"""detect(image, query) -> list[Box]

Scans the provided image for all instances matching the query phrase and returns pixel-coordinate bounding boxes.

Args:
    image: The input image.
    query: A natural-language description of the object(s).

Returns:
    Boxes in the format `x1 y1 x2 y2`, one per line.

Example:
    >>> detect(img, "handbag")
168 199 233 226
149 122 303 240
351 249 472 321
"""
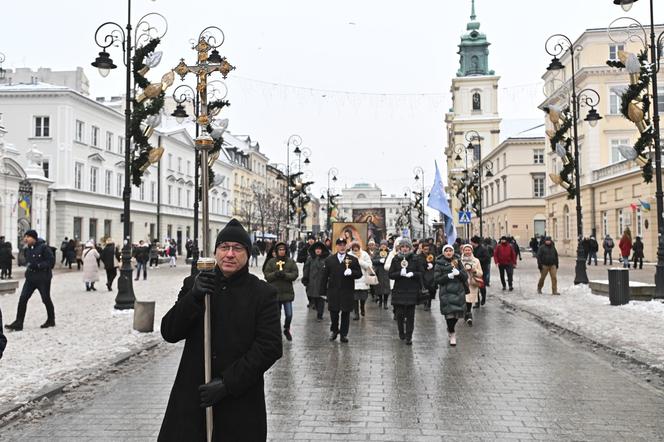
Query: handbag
474 275 485 289
364 269 379 286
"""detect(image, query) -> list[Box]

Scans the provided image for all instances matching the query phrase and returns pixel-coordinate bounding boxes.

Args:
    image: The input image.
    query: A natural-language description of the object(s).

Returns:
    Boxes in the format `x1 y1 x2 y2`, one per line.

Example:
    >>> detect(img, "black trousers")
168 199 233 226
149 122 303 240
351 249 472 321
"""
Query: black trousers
604 250 613 265
498 264 514 289
149 257 159 267
15 275 54 325
633 256 643 269
0 263 11 279
313 298 325 318
105 267 117 288
394 304 415 339
446 317 458 333
329 310 350 337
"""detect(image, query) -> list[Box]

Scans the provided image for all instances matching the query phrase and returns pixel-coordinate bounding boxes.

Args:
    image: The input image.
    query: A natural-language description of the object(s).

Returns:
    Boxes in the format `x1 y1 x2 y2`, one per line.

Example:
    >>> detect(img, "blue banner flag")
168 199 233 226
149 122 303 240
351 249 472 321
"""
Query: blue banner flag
427 161 457 244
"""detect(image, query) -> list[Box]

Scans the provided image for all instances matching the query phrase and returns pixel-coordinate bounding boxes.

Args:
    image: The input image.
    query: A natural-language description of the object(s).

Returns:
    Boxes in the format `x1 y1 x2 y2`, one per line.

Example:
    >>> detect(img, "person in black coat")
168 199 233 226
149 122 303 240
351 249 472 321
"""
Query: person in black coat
5 230 55 331
632 236 644 269
100 239 120 291
418 242 436 312
159 219 282 442
0 238 14 279
470 236 490 306
389 238 424 345
318 238 362 343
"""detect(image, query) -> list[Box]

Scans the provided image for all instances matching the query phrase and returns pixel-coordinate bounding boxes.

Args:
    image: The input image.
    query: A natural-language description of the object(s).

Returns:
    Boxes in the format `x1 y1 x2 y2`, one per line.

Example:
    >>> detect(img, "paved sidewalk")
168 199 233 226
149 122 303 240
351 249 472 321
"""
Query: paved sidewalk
2 272 664 441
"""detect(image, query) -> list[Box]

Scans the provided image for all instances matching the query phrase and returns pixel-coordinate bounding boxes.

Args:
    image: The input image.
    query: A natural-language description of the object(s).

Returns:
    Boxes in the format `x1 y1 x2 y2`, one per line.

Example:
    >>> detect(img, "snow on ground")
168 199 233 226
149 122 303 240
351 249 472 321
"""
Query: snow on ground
0 263 191 405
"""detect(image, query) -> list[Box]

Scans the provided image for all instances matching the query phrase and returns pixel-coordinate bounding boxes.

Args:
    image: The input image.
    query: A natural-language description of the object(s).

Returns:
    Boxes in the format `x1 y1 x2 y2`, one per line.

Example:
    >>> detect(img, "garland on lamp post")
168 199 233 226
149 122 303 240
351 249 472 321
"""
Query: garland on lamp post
544 106 576 199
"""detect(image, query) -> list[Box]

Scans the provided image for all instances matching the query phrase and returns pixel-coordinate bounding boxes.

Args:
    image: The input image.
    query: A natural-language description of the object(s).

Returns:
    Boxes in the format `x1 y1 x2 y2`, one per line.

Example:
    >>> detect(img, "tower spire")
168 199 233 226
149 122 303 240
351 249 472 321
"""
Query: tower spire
470 0 476 21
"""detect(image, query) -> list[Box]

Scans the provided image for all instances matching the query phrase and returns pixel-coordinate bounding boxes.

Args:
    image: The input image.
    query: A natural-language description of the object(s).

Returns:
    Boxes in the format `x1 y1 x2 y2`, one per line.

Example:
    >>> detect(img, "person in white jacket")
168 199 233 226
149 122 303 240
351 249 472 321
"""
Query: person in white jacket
349 241 373 320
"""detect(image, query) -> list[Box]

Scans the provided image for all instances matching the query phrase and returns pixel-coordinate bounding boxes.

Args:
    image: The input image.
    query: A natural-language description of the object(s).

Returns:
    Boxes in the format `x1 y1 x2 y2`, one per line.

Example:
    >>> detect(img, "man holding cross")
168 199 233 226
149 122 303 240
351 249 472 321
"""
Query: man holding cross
319 238 362 343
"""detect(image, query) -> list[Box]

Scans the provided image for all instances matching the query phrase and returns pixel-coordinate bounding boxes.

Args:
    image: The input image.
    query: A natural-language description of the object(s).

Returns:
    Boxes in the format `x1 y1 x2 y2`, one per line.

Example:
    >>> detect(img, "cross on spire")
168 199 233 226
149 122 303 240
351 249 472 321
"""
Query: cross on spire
470 0 476 21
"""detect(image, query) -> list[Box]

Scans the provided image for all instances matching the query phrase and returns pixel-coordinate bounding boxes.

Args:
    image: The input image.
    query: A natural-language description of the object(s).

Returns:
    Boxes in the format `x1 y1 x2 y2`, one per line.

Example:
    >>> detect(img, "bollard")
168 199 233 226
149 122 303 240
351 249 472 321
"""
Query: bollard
133 300 156 332
608 268 630 306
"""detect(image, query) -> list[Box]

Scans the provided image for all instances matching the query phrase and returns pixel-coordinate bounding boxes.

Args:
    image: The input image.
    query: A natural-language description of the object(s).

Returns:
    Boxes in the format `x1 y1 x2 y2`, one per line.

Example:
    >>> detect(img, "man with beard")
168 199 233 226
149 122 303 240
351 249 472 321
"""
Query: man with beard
159 219 282 441
319 238 362 343
263 242 299 341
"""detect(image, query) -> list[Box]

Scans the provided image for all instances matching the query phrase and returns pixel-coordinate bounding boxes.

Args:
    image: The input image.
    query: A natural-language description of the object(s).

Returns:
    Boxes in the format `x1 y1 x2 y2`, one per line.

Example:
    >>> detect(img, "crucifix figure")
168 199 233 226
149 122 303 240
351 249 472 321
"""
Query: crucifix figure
276 260 285 271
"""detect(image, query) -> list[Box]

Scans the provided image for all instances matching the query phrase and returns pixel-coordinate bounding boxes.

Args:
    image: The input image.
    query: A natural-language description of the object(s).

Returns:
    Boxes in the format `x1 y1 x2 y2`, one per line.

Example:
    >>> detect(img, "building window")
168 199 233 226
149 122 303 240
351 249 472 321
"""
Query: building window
617 209 624 236
168 153 173 170
610 138 630 164
76 120 85 142
139 182 145 201
187 160 191 176
533 149 544 164
496 181 501 203
104 219 112 238
150 181 156 203
502 177 507 200
73 217 82 240
472 92 481 111
602 211 608 238
106 131 113 151
42 160 49 178
117 174 123 196
104 170 112 195
636 207 643 237
118 136 125 154
564 205 570 239
609 88 625 115
496 157 500 171
186 189 191 208
177 188 182 207
91 126 100 147
90 166 99 192
533 176 545 198
609 44 624 60
89 218 98 241
74 162 83 190
177 157 182 173
34 116 50 137
167 185 172 205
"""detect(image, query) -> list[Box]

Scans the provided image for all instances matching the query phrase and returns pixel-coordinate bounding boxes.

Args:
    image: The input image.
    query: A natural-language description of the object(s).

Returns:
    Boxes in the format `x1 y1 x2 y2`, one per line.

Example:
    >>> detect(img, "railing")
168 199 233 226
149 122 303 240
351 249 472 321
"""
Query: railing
592 160 638 182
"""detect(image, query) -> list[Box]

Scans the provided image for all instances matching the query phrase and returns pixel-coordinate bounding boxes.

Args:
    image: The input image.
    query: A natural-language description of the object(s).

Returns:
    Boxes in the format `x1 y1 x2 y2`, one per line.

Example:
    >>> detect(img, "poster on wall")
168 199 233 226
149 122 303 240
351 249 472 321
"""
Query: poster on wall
352 208 386 243
332 222 368 250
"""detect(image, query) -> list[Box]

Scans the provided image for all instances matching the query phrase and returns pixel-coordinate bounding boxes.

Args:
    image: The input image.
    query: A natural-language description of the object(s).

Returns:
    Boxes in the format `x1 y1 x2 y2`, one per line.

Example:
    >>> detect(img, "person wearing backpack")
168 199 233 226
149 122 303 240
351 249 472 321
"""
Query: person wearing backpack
603 235 615 265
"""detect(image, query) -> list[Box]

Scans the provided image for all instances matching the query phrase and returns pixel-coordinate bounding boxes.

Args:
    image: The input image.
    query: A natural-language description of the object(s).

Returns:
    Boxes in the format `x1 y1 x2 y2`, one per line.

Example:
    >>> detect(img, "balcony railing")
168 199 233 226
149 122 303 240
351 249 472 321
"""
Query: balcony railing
592 160 638 182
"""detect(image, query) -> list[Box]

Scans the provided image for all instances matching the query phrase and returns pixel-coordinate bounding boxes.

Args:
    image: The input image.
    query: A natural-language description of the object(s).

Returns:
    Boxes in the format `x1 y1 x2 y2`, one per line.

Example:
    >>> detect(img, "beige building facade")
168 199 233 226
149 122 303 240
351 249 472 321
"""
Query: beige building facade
541 26 664 261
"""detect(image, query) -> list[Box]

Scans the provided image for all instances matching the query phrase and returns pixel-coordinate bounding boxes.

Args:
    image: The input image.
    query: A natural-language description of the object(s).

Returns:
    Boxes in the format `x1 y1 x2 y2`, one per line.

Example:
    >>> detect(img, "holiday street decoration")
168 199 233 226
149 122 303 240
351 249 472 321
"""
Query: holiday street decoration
606 49 654 182
543 105 576 199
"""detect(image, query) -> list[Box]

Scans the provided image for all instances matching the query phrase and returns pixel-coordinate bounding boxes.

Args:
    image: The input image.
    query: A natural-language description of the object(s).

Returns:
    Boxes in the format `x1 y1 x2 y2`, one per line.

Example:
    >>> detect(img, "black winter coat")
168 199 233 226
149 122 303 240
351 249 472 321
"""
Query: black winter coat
302 243 330 299
159 266 283 442
24 239 54 280
319 253 362 312
100 244 119 269
419 253 436 291
434 255 468 316
0 243 13 267
537 244 559 267
389 252 424 306
632 240 644 258
371 249 391 296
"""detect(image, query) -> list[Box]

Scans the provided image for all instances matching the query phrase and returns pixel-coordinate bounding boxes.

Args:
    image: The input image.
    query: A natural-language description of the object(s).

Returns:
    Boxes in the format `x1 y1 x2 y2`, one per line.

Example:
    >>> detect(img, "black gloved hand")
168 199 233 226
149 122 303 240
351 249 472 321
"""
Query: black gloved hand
199 378 228 408
191 271 216 301
275 270 285 279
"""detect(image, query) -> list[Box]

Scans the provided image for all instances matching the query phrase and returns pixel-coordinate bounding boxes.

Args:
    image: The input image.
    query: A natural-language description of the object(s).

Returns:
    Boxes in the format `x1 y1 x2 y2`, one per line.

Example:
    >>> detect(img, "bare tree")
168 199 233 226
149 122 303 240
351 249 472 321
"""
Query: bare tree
252 184 272 241
236 197 257 235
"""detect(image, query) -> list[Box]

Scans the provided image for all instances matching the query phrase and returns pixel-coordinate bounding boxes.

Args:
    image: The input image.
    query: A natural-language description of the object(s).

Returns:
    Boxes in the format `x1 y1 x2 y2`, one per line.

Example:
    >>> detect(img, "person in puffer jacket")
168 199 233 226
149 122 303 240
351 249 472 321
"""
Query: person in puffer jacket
434 244 468 347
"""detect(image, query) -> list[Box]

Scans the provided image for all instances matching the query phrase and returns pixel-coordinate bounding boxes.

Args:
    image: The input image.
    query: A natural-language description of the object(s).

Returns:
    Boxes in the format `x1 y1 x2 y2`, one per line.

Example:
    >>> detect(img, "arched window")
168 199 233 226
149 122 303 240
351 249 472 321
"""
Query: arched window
472 92 481 111
471 55 480 72
357 193 366 199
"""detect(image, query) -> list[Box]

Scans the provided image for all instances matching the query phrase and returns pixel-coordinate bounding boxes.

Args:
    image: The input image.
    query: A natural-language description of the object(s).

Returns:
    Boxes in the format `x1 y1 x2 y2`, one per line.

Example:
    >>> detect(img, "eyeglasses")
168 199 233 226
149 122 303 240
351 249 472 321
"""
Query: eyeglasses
217 244 246 253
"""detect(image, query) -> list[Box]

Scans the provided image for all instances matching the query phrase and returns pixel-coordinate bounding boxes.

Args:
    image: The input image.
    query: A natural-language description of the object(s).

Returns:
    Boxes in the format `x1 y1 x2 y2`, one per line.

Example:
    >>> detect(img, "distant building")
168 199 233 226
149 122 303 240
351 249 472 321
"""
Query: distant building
0 67 89 96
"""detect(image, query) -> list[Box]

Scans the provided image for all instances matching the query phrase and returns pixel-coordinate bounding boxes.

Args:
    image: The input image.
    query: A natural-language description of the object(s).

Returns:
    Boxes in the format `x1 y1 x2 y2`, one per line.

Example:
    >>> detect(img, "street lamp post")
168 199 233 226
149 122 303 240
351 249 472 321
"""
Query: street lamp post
325 167 338 235
465 130 494 238
413 166 425 239
544 33 604 285
453 144 472 240
293 147 311 236
91 2 168 309
285 135 302 241
609 0 664 297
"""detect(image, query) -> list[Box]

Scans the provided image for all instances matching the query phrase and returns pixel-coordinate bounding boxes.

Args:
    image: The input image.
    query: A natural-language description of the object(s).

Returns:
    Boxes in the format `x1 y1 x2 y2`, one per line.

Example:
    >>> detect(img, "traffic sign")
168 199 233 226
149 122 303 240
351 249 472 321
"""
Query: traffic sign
458 211 472 224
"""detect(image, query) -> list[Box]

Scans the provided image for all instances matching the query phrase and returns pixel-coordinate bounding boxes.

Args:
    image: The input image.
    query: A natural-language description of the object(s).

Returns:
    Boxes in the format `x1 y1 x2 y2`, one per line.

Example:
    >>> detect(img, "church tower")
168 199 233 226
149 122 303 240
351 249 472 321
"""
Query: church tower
444 0 501 236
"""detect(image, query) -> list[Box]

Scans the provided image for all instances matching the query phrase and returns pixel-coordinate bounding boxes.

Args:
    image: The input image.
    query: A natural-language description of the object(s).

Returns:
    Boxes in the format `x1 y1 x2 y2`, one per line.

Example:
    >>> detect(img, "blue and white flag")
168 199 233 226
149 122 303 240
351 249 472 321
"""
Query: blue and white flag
427 161 457 245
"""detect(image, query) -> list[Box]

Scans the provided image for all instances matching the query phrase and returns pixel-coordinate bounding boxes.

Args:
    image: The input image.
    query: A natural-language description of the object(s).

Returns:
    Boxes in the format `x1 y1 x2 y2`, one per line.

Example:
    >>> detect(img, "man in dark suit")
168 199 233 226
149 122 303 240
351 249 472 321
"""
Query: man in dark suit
319 238 362 343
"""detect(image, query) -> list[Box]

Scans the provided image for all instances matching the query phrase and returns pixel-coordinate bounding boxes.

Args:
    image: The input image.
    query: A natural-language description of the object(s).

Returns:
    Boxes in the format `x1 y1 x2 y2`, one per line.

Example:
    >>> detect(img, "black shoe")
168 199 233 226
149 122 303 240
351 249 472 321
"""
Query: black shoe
86 287 91 292
502 286 506 291
107 283 112 291
360 308 365 317
509 287 514 291
283 329 292 341
473 303 480 309
466 318 473 327
329 332 338 341
384 304 389 310
340 336 349 343
399 332 406 340
353 313 360 321
405 339 413 345
5 322 23 331
40 319 55 329
91 285 97 291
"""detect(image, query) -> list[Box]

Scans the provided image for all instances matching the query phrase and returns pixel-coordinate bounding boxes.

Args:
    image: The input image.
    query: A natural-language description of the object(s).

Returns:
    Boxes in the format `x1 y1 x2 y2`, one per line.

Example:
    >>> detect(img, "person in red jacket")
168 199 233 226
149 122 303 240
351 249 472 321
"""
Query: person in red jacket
618 228 632 269
493 236 517 291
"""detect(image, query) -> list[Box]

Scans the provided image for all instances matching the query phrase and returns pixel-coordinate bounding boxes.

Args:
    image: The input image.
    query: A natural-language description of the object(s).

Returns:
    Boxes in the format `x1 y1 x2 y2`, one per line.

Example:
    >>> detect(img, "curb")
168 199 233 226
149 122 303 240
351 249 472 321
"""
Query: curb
0 339 162 425
496 295 664 378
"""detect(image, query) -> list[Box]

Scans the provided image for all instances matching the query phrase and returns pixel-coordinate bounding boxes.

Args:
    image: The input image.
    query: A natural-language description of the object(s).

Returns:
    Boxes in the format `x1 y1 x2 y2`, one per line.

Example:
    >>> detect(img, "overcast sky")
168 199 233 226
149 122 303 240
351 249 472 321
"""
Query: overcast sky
0 0 656 200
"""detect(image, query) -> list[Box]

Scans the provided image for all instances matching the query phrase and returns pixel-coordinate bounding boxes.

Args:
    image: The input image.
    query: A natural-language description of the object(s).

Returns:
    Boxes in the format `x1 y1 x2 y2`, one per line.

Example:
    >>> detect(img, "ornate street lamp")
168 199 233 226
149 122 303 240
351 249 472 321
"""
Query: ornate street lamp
91 2 169 310
324 167 339 236
413 166 425 238
543 33 604 285
285 134 302 241
608 2 664 297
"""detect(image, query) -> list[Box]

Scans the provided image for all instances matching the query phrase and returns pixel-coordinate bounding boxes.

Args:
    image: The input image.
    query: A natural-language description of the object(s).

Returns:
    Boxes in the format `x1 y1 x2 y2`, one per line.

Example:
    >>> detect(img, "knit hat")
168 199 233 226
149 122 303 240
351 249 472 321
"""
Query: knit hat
380 240 388 246
397 238 413 249
442 244 455 252
350 241 362 250
24 229 38 240
461 244 473 252
215 219 252 251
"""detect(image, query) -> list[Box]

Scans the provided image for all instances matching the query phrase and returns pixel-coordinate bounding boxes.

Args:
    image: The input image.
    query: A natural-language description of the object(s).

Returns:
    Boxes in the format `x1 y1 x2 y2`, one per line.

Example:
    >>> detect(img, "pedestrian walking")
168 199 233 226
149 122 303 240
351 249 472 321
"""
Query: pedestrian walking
483 237 494 286
100 238 120 291
603 235 615 265
366 240 378 303
59 237 69 266
529 237 539 257
133 240 149 280
494 236 516 291
168 240 177 267
65 239 76 269
587 236 599 266
5 230 55 331
302 241 329 321
319 238 362 343
619 229 632 269
349 241 372 320
149 240 160 268
434 244 468 346
263 242 299 341
509 236 522 262
289 240 297 259
371 240 391 309
470 236 490 306
536 236 559 295
75 241 83 270
389 238 424 345
419 242 436 311
159 219 282 441
632 236 644 269
0 238 14 279
82 240 100 291
250 244 260 267
297 236 314 264
460 244 482 326
581 237 591 262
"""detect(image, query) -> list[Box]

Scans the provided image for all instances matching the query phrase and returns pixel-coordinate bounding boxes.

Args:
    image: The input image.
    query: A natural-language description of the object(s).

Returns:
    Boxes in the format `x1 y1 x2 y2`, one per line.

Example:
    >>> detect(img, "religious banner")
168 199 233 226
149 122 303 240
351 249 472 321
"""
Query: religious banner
352 208 386 243
332 222 368 251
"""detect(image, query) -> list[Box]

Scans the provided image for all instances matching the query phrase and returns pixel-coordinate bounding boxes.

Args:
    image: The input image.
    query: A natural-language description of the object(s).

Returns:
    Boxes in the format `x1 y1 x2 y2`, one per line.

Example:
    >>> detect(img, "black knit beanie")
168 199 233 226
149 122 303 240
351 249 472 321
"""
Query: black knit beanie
24 229 38 240
215 219 252 251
